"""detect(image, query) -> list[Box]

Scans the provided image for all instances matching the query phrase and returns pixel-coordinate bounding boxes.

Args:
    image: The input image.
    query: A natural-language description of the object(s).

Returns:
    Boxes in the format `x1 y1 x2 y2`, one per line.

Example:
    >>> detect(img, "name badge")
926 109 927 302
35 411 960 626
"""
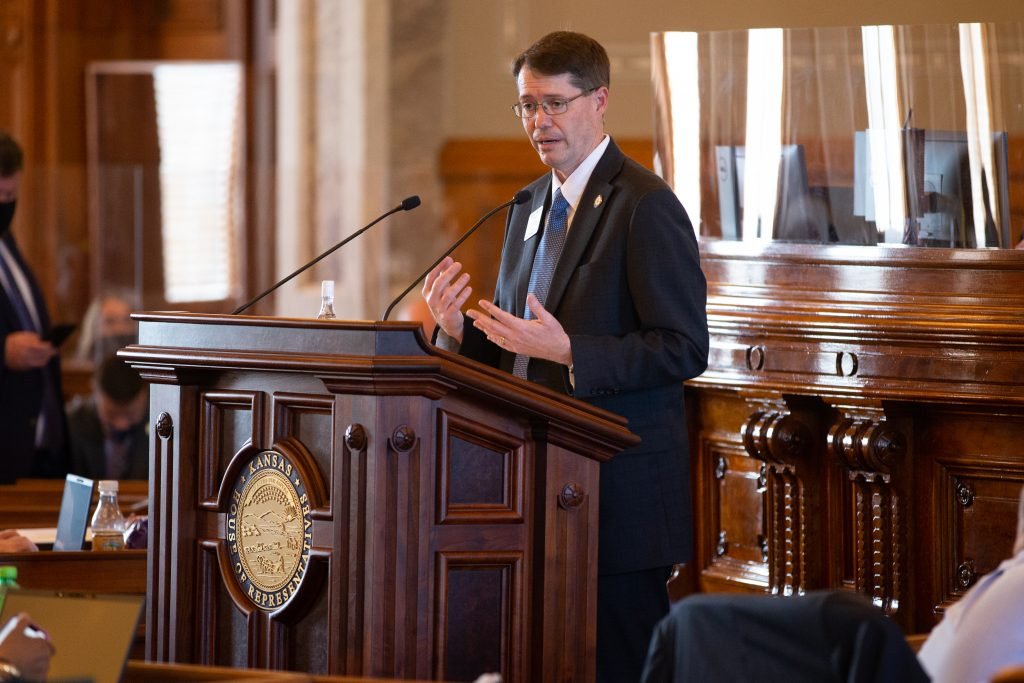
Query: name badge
524 205 544 241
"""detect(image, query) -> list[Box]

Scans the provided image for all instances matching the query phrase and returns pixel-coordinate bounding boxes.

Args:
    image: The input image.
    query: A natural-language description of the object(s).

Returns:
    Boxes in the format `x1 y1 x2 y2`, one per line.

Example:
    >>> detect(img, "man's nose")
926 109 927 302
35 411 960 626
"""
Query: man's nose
533 108 553 127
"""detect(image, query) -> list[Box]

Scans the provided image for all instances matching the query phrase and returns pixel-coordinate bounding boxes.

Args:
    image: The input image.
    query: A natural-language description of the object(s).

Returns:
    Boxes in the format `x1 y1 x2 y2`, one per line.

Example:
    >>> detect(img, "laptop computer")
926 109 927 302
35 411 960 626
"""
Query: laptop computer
0 589 143 683
53 474 95 551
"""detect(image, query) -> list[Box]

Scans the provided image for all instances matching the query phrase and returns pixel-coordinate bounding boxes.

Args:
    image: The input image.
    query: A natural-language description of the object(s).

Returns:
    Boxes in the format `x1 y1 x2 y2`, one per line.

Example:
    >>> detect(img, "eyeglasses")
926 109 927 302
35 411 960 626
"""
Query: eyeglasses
511 88 596 118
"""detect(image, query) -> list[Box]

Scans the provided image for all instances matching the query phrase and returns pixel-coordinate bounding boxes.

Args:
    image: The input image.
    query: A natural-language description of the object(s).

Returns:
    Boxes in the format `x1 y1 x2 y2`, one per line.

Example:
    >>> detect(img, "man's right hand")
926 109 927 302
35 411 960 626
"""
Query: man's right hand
4 331 55 371
422 256 473 344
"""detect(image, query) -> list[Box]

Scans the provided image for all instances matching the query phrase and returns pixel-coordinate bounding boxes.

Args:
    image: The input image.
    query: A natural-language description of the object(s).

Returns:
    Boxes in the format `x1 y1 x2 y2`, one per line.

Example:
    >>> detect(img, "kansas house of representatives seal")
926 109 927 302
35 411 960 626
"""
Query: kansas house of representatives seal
226 450 312 610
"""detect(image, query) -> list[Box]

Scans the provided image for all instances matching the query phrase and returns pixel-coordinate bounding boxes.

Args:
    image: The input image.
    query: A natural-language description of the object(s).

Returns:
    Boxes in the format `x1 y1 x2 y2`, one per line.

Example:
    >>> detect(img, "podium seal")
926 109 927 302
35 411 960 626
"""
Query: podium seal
226 450 312 611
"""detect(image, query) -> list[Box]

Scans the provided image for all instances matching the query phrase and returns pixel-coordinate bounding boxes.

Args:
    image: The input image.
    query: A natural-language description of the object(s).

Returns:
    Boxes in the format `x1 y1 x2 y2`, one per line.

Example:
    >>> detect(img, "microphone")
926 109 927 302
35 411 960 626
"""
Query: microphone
233 196 421 315
381 190 532 321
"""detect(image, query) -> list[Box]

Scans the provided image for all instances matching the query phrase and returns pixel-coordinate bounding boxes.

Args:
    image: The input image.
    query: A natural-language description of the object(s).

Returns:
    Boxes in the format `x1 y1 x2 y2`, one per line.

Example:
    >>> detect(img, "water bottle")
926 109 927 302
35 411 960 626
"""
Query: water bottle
317 280 337 320
90 480 126 551
0 566 18 613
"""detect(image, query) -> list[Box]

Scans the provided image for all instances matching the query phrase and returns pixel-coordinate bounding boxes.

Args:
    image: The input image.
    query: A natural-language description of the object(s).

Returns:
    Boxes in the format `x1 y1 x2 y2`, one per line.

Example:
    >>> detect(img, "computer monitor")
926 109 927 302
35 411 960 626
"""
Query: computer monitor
716 143 825 241
854 129 1011 248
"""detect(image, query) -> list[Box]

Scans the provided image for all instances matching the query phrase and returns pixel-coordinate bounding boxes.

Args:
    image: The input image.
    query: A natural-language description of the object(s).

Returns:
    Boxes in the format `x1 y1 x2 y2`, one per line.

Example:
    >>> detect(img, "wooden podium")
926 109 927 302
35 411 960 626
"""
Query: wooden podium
121 313 638 683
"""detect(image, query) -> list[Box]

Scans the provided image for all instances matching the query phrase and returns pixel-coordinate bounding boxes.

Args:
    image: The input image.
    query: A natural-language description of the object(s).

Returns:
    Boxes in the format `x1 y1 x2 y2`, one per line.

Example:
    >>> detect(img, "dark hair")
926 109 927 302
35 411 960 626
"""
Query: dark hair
512 31 610 91
97 354 145 403
0 131 24 178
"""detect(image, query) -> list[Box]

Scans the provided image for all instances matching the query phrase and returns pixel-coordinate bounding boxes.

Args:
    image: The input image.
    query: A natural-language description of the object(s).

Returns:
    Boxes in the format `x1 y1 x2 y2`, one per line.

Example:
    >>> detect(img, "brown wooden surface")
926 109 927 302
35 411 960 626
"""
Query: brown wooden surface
0 549 146 594
124 314 638 682
687 240 1024 633
0 479 148 530
124 659 445 683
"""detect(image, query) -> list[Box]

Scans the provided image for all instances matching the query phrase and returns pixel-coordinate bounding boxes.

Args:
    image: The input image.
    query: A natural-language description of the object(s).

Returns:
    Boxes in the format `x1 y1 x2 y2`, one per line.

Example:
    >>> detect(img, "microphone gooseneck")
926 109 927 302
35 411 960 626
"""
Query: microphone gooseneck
232 196 421 315
381 190 533 321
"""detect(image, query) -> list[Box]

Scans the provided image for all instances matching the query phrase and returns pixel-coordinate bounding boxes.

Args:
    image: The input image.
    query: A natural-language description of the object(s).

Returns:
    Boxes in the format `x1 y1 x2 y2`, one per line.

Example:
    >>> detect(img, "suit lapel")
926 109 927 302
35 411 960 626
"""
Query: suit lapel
544 140 624 316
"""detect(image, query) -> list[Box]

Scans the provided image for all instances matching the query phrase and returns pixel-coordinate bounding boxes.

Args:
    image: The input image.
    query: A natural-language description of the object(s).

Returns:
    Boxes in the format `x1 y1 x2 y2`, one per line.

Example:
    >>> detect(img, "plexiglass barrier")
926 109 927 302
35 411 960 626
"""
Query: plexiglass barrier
652 23 1024 248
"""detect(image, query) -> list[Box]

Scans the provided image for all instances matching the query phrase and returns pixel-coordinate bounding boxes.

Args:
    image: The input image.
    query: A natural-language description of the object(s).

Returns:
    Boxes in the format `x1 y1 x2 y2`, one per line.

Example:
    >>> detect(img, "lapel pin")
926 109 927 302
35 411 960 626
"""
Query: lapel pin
593 195 603 208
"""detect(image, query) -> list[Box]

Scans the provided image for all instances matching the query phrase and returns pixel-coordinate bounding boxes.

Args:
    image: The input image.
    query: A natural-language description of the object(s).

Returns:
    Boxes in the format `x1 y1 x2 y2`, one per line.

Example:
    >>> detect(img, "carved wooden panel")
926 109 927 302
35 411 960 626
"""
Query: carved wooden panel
198 390 261 505
438 410 525 524
934 465 1023 607
435 552 523 683
699 438 768 591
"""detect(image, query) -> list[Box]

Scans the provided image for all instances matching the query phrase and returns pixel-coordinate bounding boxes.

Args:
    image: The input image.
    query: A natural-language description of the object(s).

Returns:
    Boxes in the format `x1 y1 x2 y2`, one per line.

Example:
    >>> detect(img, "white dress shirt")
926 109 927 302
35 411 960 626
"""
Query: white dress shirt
918 548 1024 682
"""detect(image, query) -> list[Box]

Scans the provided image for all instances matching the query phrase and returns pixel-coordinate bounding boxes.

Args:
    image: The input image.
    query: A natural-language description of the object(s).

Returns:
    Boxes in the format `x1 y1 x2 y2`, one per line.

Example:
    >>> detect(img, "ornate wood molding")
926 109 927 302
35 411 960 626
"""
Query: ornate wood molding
741 404 814 595
827 409 906 615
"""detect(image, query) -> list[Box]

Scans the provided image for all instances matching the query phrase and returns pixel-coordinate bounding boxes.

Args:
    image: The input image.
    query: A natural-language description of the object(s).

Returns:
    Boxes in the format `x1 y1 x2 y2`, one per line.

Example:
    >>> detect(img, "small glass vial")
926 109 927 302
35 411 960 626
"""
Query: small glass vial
317 280 337 320
90 480 126 551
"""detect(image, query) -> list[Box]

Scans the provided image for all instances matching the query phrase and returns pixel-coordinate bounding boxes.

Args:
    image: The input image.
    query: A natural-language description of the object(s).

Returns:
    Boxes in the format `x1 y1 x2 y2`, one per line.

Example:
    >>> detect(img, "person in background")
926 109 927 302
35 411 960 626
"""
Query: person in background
73 290 137 363
0 530 37 553
66 354 148 480
639 485 1024 682
423 31 708 682
916 485 1024 682
0 130 68 484
0 613 53 682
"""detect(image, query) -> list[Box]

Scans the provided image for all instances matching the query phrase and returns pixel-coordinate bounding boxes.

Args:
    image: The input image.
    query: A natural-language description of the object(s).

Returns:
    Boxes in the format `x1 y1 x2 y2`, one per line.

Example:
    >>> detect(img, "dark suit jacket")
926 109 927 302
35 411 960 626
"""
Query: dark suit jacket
66 396 149 481
0 233 68 483
640 591 929 683
459 139 709 574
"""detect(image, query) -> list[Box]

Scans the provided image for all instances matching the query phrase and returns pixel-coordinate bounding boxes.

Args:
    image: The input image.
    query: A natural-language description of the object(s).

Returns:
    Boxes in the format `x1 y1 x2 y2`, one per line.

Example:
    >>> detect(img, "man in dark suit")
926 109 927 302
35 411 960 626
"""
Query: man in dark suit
0 130 67 483
422 31 708 682
67 353 148 481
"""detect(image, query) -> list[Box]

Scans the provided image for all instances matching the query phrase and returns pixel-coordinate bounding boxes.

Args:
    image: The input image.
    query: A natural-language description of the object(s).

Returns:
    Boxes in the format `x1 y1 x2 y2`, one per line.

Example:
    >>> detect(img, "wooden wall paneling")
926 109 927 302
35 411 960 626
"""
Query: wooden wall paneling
914 405 1024 629
4 0 262 377
691 389 770 594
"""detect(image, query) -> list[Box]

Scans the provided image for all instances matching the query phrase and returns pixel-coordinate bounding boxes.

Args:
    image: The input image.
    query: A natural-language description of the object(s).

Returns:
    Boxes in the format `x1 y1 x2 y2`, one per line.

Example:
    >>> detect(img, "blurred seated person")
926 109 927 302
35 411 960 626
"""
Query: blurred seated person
73 290 137 364
0 613 53 682
640 590 926 683
641 486 1024 683
0 530 36 553
916 486 1024 683
66 354 148 480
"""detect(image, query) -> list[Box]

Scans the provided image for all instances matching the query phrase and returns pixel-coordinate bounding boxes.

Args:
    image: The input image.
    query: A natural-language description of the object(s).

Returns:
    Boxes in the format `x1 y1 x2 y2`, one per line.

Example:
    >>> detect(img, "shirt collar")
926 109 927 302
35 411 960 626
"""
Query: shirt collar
550 135 610 215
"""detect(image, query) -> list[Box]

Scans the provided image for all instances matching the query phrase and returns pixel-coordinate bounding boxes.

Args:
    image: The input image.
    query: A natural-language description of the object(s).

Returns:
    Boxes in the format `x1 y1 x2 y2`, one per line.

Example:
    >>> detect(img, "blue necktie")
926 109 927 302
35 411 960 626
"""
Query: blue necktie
513 189 569 379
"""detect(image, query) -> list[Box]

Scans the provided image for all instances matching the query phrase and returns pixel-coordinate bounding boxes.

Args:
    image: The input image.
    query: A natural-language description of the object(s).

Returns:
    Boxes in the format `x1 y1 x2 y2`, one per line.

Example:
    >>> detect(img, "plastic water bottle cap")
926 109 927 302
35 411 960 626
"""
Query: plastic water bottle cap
321 280 335 298
0 566 17 581
98 480 119 493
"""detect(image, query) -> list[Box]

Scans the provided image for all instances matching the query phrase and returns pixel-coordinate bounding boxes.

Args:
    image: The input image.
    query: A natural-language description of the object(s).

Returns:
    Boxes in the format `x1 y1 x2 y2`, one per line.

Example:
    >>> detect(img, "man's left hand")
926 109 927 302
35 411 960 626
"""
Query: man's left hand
466 294 572 367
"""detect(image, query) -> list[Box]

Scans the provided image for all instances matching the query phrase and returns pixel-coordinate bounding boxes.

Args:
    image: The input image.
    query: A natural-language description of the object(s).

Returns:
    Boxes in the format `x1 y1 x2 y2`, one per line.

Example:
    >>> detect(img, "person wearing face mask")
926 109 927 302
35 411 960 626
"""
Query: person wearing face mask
66 353 149 480
0 130 68 484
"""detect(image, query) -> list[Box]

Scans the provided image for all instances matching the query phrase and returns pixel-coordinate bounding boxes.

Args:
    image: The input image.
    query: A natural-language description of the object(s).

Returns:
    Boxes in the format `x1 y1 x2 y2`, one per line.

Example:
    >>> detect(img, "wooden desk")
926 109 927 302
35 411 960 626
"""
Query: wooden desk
0 550 146 594
123 661 447 682
0 479 147 530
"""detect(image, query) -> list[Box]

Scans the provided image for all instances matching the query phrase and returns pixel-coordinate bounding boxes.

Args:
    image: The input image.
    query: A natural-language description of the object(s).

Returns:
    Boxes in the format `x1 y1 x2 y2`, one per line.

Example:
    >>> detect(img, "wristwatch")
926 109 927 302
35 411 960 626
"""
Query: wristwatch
0 659 21 681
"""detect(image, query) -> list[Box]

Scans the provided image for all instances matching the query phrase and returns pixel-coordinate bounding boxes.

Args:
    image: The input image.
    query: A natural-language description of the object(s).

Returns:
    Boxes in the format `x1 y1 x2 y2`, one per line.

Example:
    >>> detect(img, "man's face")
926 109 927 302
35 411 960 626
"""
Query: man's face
99 297 136 338
516 68 608 182
96 389 147 437
0 172 20 203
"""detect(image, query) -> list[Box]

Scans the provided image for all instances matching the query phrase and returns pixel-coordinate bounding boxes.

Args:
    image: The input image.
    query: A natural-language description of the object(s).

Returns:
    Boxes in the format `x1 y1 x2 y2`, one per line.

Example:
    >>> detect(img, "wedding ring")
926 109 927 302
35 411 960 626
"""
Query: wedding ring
499 336 506 346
